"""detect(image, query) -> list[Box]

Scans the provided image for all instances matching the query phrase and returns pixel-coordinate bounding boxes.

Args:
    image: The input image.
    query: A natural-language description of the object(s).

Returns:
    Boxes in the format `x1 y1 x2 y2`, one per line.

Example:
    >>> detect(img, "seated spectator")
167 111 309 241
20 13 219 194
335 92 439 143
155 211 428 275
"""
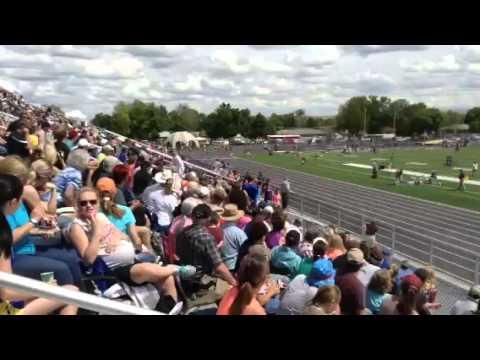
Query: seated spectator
285 218 303 243
335 248 367 315
95 178 145 253
207 188 227 215
53 127 70 170
333 236 361 270
326 233 346 261
266 210 286 249
0 174 82 287
217 253 272 315
6 119 30 159
96 144 115 163
235 220 270 272
380 274 423 315
278 252 335 315
228 180 249 212
54 149 90 207
31 159 57 215
0 155 45 212
303 285 342 315
298 230 318 259
133 156 152 197
270 230 302 279
176 204 237 287
298 237 327 276
450 285 480 315
366 269 393 314
414 267 442 314
357 242 381 287
112 164 135 206
393 260 414 295
91 155 121 187
220 204 248 272
166 197 202 263
68 187 193 306
207 211 223 247
0 214 78 315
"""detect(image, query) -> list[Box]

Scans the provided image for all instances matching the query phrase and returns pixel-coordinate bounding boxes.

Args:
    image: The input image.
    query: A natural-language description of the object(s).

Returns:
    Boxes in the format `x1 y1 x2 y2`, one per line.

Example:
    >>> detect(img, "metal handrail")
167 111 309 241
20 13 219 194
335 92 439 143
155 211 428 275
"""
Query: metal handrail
0 271 164 315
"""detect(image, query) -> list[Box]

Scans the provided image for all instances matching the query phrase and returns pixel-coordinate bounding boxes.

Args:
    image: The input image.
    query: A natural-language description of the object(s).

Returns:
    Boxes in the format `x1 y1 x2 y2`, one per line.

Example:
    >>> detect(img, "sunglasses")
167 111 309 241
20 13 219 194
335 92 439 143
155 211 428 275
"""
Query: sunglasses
79 199 98 207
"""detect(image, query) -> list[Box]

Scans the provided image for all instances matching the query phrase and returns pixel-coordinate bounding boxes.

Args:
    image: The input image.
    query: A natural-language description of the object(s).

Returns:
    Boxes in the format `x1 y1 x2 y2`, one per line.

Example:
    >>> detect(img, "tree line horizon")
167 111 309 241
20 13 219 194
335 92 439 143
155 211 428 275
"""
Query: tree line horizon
91 96 480 140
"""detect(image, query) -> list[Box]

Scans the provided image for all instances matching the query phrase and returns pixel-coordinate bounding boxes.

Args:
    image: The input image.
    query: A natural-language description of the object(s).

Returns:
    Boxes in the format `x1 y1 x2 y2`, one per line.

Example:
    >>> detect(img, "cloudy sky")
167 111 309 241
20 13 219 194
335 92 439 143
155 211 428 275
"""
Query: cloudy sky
1 45 479 120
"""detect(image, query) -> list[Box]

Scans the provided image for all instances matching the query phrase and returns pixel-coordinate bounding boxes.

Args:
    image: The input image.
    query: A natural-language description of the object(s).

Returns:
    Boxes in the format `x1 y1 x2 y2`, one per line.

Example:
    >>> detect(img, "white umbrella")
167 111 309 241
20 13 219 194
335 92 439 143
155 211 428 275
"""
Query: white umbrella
167 131 199 148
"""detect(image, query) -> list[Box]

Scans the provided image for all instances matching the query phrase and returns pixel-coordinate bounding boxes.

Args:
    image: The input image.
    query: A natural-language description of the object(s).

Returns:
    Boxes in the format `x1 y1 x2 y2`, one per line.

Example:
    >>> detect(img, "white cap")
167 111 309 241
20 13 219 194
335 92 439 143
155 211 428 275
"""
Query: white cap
78 138 90 148
264 205 274 214
198 186 210 198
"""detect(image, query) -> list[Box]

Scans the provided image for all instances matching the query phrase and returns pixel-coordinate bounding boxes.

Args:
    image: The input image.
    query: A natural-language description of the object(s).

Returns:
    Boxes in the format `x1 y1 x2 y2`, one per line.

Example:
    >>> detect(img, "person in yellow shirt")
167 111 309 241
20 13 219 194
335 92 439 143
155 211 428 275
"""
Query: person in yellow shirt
27 123 39 151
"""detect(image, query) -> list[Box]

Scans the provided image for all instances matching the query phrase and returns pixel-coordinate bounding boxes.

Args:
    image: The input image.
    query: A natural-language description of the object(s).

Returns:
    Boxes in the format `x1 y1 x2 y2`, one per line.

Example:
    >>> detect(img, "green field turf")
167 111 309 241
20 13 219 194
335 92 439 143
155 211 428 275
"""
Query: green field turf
241 145 480 212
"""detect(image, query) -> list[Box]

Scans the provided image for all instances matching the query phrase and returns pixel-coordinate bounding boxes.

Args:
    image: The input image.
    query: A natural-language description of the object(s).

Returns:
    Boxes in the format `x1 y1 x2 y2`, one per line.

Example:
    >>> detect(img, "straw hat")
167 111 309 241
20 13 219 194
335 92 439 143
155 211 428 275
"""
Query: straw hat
221 203 244 222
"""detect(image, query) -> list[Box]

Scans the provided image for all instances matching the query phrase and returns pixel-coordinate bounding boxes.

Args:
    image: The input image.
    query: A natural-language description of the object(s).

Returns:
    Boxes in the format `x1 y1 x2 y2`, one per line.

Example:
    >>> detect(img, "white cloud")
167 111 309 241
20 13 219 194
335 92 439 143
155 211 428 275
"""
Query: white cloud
400 55 462 73
65 110 87 120
0 45 477 117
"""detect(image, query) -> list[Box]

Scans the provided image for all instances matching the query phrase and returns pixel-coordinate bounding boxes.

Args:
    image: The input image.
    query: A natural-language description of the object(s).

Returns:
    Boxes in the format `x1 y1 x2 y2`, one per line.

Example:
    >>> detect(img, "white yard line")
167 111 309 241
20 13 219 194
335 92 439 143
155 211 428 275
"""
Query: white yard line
343 163 480 186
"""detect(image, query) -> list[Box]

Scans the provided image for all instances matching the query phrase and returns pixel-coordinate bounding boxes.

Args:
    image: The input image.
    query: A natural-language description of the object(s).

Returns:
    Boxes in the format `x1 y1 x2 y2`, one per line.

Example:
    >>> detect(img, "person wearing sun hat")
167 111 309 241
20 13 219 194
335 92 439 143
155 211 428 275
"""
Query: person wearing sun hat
220 204 248 271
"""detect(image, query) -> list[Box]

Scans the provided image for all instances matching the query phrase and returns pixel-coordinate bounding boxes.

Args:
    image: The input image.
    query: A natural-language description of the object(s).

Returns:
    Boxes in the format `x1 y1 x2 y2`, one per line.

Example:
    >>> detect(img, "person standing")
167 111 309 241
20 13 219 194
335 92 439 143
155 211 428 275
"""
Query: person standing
458 169 466 191
372 162 378 179
173 152 185 177
280 177 290 210
472 162 478 178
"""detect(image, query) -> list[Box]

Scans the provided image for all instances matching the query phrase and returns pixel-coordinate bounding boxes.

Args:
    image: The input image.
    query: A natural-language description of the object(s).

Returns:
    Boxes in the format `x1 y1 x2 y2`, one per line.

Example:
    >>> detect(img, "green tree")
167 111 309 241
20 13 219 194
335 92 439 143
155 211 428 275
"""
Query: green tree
172 104 201 131
306 117 319 128
470 120 480 132
92 113 113 129
440 110 464 128
465 107 480 127
248 113 271 138
336 96 369 134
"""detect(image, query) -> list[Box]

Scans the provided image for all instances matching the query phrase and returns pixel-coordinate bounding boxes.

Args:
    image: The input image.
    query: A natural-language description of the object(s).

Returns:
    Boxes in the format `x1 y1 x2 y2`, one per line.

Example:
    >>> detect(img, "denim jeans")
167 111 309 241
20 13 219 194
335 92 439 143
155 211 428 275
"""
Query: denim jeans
12 247 83 287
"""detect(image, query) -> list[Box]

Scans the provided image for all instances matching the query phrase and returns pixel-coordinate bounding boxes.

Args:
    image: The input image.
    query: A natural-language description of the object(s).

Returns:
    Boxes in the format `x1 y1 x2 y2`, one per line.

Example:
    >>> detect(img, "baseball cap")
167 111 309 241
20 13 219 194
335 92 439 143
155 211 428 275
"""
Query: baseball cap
401 274 423 294
467 285 480 301
264 205 274 214
306 258 336 288
347 248 364 265
96 177 117 196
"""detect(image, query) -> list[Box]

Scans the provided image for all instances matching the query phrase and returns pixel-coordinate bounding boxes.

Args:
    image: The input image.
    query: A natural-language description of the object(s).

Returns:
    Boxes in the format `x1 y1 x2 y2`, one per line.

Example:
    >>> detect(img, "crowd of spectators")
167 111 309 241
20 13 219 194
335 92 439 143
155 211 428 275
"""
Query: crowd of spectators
0 88 479 316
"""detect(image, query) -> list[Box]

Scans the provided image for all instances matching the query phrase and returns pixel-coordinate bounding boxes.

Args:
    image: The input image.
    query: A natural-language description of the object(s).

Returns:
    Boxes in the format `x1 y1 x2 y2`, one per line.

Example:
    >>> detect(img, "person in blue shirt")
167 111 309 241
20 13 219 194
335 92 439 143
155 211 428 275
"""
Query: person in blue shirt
0 174 81 287
242 176 259 204
220 204 248 271
366 269 393 314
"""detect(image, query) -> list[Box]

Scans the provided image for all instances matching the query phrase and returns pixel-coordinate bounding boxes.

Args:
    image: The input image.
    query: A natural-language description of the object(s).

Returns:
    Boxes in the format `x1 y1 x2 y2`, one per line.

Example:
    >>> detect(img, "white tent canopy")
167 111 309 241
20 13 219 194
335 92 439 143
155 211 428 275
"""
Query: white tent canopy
158 131 171 138
167 131 199 148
